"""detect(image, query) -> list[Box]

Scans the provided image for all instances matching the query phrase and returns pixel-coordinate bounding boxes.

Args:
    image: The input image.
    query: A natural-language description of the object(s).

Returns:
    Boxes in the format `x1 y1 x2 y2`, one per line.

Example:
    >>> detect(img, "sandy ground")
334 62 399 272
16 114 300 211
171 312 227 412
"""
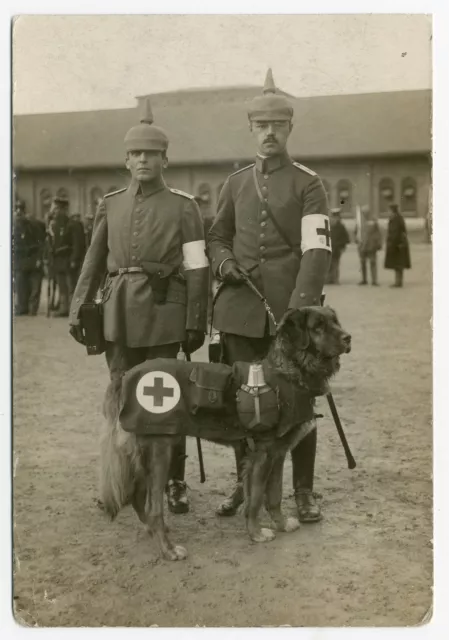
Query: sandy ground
12 244 432 627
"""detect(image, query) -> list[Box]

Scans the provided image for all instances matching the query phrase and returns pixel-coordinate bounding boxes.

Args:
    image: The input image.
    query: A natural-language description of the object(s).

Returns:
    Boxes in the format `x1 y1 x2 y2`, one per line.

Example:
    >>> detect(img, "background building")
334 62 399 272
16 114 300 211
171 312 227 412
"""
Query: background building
13 86 431 223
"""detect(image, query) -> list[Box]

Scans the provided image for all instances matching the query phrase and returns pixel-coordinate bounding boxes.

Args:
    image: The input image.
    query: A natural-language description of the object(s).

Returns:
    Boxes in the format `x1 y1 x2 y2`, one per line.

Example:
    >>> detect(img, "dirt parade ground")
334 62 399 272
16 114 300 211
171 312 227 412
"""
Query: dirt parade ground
12 243 432 628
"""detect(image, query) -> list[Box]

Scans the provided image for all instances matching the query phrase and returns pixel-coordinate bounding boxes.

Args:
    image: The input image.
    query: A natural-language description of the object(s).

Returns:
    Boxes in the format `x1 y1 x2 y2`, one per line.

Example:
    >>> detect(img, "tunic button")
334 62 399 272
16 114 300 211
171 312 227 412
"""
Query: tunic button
260 258 266 264
261 210 267 218
300 293 306 299
264 175 269 180
260 233 265 238
132 255 136 260
260 221 267 227
132 243 138 249
133 231 138 236
260 245 266 251
262 185 268 192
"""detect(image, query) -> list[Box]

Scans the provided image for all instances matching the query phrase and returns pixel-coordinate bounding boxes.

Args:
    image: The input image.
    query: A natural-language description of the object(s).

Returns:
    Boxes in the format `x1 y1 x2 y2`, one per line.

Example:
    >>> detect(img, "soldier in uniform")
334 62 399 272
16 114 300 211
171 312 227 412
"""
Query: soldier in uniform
84 212 95 249
48 196 81 317
207 69 332 523
26 208 46 315
326 208 350 285
13 201 41 315
69 100 209 513
67 211 87 303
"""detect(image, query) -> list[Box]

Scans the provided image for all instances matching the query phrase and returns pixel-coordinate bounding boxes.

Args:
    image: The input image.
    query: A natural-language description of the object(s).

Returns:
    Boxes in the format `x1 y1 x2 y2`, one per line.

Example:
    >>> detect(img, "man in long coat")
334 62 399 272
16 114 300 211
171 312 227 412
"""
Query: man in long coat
384 203 411 287
326 207 350 284
207 69 332 522
69 100 209 513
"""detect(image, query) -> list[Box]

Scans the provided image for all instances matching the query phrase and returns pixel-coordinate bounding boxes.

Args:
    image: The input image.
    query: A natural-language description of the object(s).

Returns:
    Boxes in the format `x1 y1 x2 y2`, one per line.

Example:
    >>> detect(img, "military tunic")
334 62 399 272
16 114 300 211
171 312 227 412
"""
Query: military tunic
207 153 331 338
70 180 209 348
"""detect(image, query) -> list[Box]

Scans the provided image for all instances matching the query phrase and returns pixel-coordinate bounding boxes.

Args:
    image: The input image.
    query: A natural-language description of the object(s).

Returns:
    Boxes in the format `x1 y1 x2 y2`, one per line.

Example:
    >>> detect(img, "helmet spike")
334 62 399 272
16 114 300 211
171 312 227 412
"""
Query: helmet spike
140 98 154 125
263 68 277 95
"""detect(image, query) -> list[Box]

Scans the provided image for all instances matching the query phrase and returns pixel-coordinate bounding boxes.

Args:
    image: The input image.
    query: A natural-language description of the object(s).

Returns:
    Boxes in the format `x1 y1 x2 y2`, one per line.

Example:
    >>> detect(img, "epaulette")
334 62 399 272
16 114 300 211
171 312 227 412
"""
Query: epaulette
292 162 317 177
169 188 195 200
104 187 127 199
229 163 255 178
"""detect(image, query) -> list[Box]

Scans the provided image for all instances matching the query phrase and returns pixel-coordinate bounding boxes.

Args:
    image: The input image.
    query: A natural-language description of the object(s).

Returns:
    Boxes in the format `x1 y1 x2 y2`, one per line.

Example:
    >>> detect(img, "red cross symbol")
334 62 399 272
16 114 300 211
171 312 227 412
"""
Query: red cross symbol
317 219 331 247
143 377 175 407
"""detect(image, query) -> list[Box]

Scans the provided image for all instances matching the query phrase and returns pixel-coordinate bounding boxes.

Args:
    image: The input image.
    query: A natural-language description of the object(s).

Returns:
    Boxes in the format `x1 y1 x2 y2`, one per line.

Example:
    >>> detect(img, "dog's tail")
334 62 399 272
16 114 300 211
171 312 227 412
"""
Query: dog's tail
99 377 138 520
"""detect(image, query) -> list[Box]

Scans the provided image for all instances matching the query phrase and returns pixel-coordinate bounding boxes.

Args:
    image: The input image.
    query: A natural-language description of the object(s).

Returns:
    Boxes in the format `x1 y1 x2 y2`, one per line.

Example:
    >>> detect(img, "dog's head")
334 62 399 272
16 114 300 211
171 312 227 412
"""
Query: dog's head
272 306 351 388
278 306 351 357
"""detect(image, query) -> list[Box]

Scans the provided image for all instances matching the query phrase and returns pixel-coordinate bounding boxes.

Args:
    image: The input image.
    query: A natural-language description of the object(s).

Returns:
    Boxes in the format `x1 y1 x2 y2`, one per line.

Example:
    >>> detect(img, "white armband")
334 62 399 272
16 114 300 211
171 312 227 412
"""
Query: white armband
301 214 332 253
182 240 209 271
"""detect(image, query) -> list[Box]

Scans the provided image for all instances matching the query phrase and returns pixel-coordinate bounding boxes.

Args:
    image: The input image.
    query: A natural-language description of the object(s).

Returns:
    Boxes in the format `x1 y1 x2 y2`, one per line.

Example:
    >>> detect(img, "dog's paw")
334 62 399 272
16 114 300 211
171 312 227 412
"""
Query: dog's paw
249 527 276 543
163 545 188 561
283 516 300 533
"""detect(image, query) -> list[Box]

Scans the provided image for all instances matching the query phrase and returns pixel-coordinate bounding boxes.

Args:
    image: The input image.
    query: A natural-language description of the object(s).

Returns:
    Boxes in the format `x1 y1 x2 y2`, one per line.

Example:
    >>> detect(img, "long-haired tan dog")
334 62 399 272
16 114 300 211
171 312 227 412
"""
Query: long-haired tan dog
100 307 351 560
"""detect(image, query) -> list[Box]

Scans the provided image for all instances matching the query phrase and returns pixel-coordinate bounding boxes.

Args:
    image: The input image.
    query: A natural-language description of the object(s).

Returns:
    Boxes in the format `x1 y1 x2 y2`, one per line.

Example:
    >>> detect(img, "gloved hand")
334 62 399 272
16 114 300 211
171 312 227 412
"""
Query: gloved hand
220 259 249 284
69 324 85 345
183 330 205 355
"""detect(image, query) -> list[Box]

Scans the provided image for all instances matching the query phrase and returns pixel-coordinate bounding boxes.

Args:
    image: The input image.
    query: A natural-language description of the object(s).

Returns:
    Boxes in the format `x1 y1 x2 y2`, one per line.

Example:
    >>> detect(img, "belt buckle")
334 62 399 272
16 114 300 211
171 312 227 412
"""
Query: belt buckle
118 267 127 275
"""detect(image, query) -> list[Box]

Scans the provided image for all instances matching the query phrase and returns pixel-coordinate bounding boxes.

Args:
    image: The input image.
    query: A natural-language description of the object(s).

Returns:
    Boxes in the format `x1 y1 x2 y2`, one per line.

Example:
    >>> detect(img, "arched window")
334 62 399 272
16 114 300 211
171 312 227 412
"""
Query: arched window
378 178 395 215
90 187 104 212
336 180 352 215
401 177 418 213
321 179 331 207
40 188 52 219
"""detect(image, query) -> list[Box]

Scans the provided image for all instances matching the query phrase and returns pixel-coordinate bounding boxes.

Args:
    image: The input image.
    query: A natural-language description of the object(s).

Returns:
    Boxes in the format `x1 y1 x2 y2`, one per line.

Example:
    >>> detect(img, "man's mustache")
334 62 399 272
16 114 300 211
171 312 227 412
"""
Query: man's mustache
264 137 278 143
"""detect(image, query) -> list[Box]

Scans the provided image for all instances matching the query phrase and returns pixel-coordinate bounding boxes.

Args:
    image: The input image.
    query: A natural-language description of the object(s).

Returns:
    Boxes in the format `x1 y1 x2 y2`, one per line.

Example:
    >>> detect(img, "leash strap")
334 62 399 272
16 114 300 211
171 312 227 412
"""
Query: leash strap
241 274 278 329
252 166 302 260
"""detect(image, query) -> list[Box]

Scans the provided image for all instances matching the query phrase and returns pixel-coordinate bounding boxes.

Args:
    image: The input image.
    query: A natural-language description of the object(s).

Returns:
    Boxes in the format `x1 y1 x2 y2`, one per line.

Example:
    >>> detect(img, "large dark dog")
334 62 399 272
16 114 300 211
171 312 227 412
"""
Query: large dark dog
100 306 351 560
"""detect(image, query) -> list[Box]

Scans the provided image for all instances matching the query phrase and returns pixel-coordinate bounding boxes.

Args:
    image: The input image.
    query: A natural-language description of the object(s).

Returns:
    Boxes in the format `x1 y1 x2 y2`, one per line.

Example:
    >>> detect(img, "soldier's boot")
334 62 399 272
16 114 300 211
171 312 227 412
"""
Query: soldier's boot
53 290 69 317
216 442 245 517
358 258 368 285
370 257 379 286
166 437 189 514
292 429 322 523
391 269 403 288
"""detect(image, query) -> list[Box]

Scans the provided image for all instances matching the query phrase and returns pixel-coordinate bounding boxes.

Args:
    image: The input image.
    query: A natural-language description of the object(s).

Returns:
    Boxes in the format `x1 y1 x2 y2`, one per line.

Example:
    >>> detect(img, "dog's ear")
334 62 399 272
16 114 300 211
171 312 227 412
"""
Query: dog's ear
278 308 310 350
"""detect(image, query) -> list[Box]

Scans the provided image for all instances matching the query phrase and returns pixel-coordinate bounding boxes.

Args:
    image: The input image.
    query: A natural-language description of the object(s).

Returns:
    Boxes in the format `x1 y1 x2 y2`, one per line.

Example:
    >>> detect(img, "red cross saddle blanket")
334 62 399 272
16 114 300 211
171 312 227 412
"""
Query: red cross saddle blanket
118 358 316 443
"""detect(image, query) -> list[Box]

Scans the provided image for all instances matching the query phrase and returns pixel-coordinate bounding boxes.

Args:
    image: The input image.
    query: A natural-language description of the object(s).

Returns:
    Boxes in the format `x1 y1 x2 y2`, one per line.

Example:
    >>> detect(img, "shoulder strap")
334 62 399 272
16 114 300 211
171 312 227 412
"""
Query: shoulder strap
252 166 302 259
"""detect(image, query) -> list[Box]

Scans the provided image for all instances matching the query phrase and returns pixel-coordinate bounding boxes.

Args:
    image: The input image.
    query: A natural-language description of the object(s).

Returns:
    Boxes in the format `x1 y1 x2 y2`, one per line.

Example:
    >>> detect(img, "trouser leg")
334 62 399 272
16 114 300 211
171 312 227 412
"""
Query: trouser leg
15 270 30 315
55 271 69 315
395 269 403 287
359 254 367 283
291 427 321 522
28 270 43 315
370 253 378 285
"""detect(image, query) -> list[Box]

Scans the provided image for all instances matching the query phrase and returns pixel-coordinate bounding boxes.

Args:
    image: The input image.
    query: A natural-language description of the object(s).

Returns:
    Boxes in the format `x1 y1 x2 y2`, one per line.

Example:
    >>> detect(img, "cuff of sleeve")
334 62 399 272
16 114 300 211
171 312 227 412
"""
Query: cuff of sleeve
218 258 234 278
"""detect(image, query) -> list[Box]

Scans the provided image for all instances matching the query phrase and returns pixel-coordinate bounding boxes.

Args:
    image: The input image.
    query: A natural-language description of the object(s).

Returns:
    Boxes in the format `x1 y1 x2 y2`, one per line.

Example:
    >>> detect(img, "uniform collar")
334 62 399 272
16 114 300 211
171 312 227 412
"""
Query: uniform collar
255 152 291 175
130 177 167 198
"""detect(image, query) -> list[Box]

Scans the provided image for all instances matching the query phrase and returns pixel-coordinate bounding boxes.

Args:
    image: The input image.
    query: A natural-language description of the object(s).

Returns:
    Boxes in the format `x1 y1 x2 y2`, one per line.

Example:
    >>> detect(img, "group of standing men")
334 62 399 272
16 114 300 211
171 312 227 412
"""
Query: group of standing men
13 198 95 317
69 69 332 522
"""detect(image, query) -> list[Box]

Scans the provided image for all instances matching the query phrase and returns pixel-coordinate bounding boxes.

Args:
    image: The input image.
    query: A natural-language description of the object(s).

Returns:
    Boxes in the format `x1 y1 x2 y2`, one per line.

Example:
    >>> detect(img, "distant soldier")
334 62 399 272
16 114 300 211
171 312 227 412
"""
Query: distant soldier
355 204 382 286
68 212 87 304
326 208 350 285
13 201 40 315
69 99 209 514
84 212 95 249
26 208 46 315
384 204 411 288
48 196 72 317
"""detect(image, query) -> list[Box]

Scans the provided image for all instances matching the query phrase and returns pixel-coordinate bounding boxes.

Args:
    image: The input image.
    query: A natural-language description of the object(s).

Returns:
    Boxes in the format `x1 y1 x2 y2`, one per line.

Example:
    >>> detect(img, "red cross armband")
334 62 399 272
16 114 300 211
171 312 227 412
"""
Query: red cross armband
301 214 332 254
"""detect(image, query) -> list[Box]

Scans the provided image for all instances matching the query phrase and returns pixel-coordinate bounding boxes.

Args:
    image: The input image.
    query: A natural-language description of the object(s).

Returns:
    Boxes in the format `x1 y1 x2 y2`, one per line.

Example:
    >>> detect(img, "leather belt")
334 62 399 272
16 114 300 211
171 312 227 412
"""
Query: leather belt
109 267 145 276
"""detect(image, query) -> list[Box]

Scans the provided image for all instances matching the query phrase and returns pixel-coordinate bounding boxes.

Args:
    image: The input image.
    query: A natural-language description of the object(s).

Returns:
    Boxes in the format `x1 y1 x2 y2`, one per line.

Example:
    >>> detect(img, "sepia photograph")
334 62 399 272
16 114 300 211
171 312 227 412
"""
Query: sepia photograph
10 11 434 629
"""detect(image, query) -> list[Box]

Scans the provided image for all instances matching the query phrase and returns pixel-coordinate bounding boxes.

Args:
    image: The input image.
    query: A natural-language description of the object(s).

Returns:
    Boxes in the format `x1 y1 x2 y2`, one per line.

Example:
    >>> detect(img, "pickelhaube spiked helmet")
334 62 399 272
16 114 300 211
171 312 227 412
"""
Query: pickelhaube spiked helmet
248 68 294 122
124 98 169 152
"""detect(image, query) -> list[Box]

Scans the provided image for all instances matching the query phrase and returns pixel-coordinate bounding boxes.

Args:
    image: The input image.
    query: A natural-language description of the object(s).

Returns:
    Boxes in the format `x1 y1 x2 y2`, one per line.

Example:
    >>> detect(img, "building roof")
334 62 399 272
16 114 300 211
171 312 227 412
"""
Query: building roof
13 88 431 170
